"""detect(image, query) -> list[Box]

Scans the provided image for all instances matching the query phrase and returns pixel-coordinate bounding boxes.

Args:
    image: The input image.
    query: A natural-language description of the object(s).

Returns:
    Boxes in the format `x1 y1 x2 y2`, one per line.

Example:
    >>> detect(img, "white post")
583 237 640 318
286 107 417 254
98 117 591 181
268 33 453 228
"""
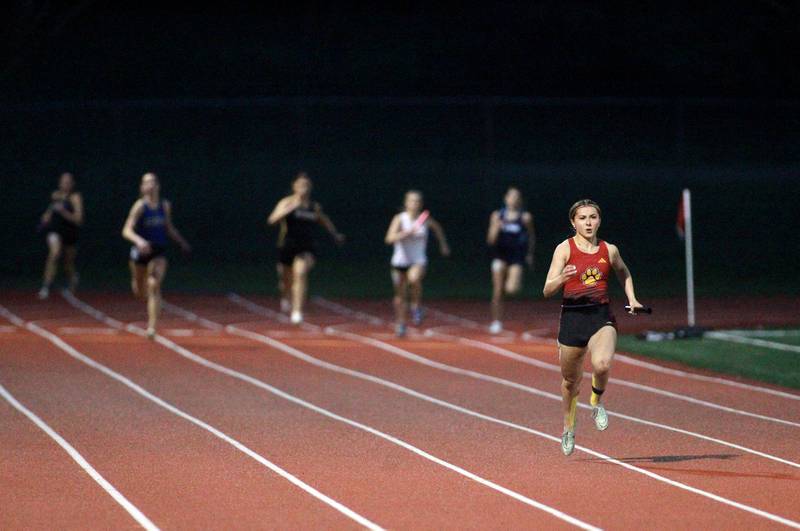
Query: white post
683 188 696 327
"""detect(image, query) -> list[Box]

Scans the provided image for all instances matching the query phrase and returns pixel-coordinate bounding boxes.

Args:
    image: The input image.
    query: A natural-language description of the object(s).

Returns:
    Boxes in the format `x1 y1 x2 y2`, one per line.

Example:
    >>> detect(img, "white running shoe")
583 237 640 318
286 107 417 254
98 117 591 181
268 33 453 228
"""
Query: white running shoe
146 327 156 340
489 320 503 335
37 286 50 300
280 298 291 313
591 404 609 431
561 429 575 456
290 311 303 325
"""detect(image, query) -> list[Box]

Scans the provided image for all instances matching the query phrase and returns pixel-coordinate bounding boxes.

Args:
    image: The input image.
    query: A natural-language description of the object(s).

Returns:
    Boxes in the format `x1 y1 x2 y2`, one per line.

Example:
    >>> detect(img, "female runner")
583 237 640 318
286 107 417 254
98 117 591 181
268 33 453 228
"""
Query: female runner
267 172 345 325
486 186 535 334
122 173 191 338
542 199 644 456
38 172 83 299
385 190 450 337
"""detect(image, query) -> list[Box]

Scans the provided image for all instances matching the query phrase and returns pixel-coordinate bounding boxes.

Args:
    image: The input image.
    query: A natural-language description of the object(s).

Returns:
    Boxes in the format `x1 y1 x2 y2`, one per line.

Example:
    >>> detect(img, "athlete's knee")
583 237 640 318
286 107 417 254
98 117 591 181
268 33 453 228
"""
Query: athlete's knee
504 282 521 296
592 357 613 375
561 375 581 394
146 275 160 294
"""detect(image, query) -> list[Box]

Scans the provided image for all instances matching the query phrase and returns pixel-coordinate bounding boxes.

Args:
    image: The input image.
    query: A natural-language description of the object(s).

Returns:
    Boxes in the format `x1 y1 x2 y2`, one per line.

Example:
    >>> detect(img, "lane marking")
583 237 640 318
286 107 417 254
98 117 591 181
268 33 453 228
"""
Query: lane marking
227 293 322 333
304 299 800 465
706 331 800 354
4 303 383 531
723 329 800 338
391 299 800 402
612 354 800 401
58 326 120 335
66 297 603 531
193 298 800 528
0 382 158 530
315 299 800 426
161 300 223 331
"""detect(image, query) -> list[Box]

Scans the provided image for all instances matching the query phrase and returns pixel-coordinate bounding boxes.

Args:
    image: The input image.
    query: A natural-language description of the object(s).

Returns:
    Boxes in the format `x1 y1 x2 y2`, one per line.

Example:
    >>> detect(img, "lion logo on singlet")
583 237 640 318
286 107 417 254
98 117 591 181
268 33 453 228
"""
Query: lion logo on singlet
581 267 603 286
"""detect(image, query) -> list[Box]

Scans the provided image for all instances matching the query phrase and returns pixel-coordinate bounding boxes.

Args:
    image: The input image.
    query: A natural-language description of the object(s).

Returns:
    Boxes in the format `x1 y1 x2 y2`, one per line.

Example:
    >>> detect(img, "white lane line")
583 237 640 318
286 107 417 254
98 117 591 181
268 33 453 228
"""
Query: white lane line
164 329 196 337
161 300 223 331
723 329 800 338
303 300 800 465
58 327 120 335
0 380 159 531
198 298 800 529
226 293 322 333
313 299 800 426
449 331 800 429
417 301 800 401
312 297 386 326
706 331 800 354
613 354 800 401
4 304 383 531
65 298 600 531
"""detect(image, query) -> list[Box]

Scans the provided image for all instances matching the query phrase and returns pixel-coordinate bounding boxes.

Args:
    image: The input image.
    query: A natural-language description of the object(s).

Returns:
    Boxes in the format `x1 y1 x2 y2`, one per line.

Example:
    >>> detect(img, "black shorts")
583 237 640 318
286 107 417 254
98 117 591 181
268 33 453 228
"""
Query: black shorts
557 304 617 348
48 228 79 247
278 243 315 266
130 244 166 266
491 245 526 266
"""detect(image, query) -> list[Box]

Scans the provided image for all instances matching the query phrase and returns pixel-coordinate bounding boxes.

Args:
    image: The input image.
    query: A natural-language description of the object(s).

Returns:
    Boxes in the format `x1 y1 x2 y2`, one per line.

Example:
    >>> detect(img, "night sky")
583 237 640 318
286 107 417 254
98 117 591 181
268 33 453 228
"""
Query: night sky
3 1 800 102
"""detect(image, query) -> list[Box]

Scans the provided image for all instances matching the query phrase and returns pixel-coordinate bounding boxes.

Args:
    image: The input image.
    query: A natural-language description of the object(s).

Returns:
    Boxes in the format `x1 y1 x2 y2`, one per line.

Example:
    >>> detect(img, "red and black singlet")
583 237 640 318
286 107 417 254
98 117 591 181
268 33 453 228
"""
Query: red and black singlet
562 237 611 307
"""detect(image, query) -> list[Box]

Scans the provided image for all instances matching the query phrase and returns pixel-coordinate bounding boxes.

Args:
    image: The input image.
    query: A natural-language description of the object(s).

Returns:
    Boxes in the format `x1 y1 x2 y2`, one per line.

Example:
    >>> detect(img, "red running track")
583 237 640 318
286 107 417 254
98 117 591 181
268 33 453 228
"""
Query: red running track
1 290 799 530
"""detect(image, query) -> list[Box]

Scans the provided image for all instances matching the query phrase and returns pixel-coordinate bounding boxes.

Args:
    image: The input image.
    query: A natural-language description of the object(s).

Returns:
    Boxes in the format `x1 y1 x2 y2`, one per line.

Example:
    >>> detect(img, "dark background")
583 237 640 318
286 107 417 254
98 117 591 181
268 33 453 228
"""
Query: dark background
2 2 798 299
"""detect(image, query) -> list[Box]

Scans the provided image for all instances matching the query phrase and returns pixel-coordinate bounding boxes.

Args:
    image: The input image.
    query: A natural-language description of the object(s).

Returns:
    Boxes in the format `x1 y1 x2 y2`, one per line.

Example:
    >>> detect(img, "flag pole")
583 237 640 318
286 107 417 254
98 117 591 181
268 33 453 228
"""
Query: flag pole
683 188 696 327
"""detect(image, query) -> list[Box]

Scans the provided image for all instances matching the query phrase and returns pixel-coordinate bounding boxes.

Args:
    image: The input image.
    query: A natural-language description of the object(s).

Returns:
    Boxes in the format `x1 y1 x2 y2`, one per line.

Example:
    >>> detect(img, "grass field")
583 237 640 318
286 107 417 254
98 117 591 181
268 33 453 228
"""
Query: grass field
618 329 800 390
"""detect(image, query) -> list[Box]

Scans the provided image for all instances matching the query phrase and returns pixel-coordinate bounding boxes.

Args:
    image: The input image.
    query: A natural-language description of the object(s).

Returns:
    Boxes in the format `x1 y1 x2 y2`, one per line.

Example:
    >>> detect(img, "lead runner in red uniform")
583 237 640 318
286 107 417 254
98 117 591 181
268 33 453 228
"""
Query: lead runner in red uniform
543 199 644 455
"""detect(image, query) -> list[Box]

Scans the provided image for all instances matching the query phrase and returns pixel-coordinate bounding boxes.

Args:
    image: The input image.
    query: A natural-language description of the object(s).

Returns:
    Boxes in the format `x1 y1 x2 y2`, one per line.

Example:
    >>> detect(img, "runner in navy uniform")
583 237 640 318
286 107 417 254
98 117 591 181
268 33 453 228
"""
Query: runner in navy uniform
486 187 535 334
38 172 83 299
268 172 345 324
122 173 191 338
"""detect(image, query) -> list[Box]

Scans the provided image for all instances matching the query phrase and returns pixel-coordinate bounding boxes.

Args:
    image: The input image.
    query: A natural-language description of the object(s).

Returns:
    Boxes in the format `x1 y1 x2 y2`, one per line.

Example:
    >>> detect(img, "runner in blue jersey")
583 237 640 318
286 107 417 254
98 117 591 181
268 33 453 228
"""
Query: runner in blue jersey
122 173 191 338
486 187 535 334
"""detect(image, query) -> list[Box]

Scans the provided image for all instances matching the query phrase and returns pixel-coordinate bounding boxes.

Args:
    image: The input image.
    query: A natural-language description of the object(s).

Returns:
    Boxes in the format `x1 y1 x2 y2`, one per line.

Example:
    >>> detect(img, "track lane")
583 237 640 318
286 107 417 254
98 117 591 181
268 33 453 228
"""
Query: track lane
164 293 800 529
45 293 600 530
0 302 378 530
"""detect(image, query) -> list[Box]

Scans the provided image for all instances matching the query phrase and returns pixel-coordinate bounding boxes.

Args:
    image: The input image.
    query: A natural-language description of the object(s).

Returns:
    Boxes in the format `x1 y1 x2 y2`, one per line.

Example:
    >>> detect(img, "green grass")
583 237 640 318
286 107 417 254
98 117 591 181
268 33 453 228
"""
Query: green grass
617 333 800 390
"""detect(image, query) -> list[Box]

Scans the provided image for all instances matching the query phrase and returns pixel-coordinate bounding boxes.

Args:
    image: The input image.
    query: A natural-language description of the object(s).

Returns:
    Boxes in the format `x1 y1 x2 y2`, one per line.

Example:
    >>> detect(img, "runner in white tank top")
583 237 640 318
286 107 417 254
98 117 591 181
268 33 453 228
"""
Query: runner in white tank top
391 211 429 267
385 190 450 337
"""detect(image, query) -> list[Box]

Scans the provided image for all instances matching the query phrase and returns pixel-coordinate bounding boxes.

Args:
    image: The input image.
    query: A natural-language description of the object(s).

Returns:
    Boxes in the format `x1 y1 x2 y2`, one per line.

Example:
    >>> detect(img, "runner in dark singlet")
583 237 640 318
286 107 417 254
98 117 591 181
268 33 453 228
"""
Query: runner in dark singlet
486 187 535 334
122 173 191 338
267 172 345 324
38 172 83 299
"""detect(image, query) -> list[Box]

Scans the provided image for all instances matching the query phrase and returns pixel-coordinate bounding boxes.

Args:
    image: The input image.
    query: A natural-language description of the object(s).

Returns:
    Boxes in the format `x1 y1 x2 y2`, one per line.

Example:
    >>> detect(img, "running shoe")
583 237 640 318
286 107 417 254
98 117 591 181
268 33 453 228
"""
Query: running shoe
290 311 303 325
489 320 503 335
395 323 407 338
411 307 424 326
37 286 50 300
561 429 575 456
591 404 609 431
146 327 156 340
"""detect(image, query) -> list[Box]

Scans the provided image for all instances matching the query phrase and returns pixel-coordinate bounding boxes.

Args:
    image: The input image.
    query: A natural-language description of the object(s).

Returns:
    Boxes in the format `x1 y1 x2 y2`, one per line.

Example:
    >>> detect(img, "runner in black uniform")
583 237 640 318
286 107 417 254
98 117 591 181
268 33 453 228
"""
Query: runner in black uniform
122 173 191 338
267 172 345 324
486 187 535 334
38 172 83 299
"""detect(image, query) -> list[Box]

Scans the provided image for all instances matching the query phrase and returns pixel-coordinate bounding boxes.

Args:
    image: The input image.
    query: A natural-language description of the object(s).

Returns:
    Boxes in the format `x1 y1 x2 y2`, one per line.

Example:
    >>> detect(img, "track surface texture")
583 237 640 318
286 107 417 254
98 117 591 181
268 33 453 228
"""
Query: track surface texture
2 290 799 530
